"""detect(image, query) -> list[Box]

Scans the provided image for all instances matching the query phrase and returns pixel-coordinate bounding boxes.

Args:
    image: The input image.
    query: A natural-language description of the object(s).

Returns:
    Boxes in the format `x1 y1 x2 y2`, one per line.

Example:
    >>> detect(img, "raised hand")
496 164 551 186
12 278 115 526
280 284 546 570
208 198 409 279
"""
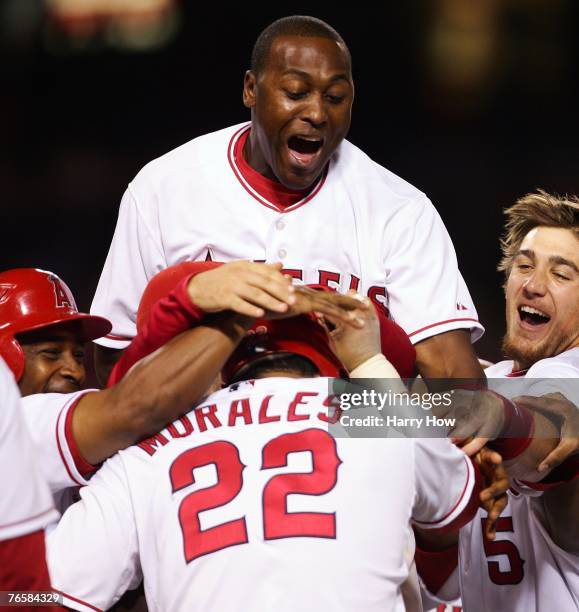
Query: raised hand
474 447 510 540
187 261 295 318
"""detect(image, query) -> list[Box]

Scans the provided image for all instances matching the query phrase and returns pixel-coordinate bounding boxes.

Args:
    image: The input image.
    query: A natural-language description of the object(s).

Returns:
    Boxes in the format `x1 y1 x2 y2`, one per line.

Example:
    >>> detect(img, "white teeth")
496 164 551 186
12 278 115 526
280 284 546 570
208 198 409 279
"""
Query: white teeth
520 305 549 319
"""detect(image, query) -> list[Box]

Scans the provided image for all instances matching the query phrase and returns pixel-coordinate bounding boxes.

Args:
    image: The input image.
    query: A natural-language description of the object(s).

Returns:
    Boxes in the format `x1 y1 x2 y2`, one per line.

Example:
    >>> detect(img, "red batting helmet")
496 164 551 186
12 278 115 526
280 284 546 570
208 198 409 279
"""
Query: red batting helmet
222 314 345 385
221 304 417 385
136 261 416 384
136 261 221 334
0 268 112 381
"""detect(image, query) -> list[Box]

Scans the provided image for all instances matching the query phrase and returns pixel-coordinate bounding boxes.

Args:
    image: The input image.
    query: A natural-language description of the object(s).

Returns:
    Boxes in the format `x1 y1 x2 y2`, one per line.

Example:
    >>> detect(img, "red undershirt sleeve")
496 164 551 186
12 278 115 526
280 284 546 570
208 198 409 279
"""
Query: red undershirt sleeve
107 273 205 387
0 530 67 611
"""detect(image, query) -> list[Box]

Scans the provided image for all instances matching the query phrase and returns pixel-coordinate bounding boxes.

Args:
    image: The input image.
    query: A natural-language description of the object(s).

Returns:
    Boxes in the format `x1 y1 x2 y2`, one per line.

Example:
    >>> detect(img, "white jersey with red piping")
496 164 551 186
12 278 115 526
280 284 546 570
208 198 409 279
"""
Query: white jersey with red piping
47 376 477 612
91 123 482 349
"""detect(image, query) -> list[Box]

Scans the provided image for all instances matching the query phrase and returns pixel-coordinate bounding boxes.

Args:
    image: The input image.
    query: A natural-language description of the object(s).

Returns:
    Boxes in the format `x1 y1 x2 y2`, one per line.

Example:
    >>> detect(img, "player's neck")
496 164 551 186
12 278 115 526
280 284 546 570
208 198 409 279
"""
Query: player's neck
253 371 318 380
243 131 278 183
236 128 314 211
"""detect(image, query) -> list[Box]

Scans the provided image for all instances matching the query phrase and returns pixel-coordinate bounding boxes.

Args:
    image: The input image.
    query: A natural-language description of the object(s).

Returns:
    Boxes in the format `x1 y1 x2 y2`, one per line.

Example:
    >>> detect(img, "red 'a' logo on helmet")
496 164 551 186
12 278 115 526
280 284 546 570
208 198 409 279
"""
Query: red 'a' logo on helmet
48 275 76 310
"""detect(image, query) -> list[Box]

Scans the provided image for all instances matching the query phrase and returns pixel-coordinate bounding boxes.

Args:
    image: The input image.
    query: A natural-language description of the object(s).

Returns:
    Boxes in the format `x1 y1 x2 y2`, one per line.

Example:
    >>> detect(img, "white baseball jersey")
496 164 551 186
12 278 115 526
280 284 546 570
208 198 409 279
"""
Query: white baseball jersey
48 377 477 612
91 123 483 349
459 491 579 611
21 390 98 509
486 346 579 380
454 347 579 611
485 346 579 410
0 358 59 541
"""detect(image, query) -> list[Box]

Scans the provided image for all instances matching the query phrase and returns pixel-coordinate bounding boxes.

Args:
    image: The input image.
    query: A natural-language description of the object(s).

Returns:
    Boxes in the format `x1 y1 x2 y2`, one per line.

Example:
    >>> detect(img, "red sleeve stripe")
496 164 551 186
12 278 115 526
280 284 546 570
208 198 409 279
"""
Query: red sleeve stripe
52 589 102 612
408 318 481 339
518 454 579 491
55 393 93 487
413 455 477 528
63 393 98 477
433 460 483 534
0 506 56 530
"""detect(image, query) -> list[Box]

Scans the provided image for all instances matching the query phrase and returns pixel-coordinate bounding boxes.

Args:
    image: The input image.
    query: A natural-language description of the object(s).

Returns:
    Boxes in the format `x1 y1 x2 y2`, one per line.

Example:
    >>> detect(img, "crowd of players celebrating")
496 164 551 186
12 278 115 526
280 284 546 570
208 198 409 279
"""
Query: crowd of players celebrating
1 15 578 612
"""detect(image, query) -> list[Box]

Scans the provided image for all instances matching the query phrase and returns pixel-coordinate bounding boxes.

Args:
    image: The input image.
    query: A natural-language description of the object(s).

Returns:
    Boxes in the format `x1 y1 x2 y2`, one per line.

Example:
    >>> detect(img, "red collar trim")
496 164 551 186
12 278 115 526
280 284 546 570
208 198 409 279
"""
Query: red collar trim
507 367 528 377
227 124 328 213
235 129 311 210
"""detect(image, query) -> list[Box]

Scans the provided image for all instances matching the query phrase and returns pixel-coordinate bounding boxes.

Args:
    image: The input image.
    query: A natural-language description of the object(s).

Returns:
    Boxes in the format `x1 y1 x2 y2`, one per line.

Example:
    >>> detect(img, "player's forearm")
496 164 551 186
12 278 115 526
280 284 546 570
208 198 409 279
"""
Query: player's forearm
415 330 485 388
76 316 252 464
121 315 253 432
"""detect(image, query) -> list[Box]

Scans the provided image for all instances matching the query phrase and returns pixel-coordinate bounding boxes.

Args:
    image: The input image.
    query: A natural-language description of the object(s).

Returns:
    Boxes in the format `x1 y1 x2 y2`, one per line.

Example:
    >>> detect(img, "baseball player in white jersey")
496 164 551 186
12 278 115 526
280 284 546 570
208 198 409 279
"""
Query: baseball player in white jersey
90 15 485 385
0 356 59 593
415 190 579 611
46 305 502 612
1 264 361 508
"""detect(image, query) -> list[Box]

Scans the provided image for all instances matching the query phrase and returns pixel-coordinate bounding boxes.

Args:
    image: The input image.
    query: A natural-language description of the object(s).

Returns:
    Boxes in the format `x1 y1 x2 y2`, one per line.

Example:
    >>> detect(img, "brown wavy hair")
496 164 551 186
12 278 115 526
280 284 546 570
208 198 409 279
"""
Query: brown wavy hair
498 189 579 277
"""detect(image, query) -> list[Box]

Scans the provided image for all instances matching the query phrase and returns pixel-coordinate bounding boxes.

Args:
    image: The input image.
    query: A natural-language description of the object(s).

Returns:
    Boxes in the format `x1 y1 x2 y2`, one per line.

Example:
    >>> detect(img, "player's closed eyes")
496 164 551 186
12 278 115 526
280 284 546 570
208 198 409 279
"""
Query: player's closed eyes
40 348 61 359
516 263 532 272
283 89 307 100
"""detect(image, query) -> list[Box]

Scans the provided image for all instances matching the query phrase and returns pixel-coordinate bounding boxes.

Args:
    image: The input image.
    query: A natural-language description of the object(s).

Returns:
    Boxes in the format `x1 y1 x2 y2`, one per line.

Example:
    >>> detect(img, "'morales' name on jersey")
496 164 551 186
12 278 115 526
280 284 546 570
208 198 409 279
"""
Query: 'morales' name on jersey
137 384 339 457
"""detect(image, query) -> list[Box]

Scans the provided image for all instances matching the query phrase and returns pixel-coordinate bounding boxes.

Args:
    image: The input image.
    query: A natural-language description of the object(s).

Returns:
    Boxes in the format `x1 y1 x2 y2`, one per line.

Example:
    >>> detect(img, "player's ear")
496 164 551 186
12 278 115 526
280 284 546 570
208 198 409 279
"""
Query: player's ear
243 70 257 109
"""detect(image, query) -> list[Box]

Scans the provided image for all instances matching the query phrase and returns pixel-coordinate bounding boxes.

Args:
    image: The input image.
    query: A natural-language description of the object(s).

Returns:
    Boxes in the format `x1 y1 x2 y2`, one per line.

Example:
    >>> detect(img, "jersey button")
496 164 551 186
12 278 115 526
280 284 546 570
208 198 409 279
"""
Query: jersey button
276 219 285 230
278 248 287 259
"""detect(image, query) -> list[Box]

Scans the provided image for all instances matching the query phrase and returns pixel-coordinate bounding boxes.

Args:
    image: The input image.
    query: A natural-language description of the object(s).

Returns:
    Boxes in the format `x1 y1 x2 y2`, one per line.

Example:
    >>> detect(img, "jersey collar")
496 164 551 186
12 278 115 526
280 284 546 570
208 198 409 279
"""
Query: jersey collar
227 124 328 213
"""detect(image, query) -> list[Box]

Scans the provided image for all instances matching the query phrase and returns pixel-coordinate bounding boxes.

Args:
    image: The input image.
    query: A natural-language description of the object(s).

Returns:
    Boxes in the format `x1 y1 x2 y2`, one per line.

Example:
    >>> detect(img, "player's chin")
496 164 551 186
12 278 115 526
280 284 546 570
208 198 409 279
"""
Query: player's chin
278 161 324 190
46 379 82 394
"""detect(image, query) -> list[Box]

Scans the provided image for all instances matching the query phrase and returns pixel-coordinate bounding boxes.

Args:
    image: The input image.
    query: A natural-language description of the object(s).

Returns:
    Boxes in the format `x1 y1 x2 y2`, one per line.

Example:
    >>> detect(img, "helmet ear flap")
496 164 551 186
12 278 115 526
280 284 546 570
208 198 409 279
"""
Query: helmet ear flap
0 335 25 382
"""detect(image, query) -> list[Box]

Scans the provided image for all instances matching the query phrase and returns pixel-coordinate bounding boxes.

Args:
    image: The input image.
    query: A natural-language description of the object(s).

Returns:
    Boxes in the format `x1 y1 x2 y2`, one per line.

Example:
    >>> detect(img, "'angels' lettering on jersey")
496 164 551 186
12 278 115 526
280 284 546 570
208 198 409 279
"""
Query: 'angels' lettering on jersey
247 259 388 316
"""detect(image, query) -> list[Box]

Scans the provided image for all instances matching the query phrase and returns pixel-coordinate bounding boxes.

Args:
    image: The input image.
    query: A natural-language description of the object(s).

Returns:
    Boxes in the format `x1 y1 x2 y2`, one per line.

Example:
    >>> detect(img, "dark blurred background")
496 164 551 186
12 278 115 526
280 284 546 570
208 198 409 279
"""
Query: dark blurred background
2 0 579 364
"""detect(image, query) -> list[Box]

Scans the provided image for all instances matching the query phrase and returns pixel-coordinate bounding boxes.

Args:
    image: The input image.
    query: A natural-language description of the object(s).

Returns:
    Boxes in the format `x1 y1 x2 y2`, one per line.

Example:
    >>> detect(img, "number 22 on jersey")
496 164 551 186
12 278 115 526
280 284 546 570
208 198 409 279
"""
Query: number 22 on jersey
169 429 342 562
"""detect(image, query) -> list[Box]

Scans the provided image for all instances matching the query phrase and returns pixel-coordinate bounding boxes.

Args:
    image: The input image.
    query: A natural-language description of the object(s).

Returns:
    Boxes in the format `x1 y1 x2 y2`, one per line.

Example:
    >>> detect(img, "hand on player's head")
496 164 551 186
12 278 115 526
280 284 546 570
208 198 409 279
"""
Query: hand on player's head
265 285 366 328
324 291 381 372
187 261 295 318
17 327 86 396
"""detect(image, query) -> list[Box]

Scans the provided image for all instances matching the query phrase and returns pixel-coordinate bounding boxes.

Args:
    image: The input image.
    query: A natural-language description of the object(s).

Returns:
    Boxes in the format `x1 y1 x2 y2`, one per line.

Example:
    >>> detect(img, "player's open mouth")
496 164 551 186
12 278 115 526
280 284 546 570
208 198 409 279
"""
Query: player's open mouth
287 135 324 168
517 305 551 329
